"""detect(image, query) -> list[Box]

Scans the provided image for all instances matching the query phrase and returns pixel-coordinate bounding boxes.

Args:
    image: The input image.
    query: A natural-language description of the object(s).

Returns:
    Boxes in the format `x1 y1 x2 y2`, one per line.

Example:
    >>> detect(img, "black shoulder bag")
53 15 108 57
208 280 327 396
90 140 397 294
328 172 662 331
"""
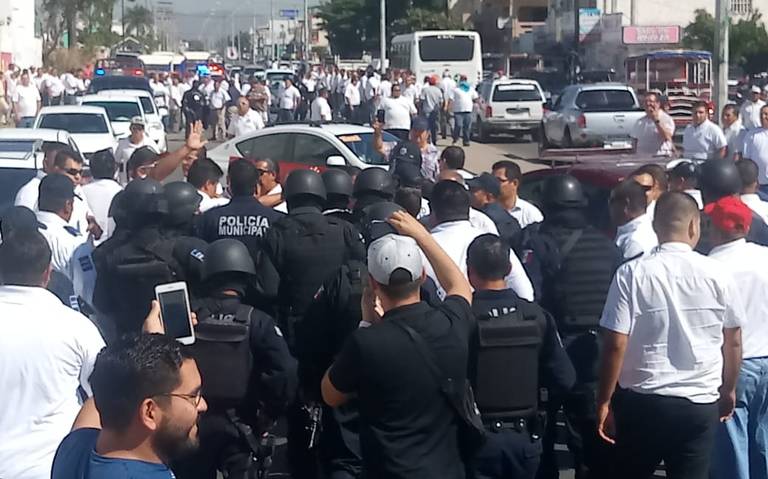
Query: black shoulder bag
391 319 486 459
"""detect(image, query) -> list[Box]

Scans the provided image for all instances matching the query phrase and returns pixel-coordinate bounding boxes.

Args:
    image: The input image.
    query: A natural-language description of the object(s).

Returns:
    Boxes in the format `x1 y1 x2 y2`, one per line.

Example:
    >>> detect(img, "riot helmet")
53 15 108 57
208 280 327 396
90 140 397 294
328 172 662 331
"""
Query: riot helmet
542 174 587 210
122 178 168 220
202 239 257 281
353 168 395 200
322 168 354 198
284 169 327 203
700 159 742 204
163 181 202 226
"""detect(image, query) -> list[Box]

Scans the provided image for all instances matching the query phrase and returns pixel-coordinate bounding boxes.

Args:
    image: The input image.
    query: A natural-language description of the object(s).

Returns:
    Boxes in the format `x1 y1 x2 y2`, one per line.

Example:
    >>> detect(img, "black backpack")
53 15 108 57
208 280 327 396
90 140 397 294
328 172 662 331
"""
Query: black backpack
191 304 255 406
471 305 543 419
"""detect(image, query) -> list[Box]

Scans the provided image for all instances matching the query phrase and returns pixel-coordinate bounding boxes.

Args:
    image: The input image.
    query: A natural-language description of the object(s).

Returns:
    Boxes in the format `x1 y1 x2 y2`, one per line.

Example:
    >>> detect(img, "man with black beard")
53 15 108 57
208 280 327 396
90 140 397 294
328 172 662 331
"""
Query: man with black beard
51 333 208 478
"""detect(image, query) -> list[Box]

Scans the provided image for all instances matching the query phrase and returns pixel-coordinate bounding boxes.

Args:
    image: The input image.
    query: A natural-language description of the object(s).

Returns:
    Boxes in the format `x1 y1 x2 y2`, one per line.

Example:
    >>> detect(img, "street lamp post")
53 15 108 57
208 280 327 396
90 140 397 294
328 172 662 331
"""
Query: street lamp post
380 0 386 71
714 0 729 117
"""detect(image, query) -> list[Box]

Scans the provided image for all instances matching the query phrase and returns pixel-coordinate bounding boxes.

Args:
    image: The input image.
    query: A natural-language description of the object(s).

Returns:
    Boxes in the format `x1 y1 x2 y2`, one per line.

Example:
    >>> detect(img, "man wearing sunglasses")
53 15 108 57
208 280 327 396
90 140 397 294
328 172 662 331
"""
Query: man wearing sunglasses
52 333 208 479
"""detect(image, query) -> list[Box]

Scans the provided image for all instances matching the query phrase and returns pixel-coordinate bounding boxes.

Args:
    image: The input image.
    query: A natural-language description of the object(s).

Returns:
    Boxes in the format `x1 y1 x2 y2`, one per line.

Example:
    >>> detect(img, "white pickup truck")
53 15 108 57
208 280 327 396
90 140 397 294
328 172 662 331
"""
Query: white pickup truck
541 83 646 149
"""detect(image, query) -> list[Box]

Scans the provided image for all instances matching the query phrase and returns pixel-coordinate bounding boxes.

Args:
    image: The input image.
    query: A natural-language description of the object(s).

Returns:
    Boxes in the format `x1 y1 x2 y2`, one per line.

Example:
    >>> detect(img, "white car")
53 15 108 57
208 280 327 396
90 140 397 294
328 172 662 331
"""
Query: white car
80 94 145 139
95 89 168 152
33 106 117 162
473 78 547 142
208 123 397 175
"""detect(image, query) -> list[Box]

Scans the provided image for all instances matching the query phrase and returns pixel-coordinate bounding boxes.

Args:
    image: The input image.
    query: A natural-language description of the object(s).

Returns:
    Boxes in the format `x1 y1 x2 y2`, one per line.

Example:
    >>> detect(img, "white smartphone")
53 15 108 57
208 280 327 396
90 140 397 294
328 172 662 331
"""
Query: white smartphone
154 281 195 345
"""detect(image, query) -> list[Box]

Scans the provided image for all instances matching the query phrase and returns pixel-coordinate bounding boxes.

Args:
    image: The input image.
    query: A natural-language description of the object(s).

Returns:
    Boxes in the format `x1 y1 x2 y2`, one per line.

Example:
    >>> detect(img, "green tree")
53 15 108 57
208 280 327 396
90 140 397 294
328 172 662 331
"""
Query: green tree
682 8 768 74
391 8 464 36
124 5 153 38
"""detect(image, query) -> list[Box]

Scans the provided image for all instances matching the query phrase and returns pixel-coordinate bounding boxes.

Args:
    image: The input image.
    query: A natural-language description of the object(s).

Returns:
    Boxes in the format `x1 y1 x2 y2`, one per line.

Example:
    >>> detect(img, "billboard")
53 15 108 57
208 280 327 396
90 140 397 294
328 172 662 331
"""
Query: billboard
622 26 681 45
579 8 602 43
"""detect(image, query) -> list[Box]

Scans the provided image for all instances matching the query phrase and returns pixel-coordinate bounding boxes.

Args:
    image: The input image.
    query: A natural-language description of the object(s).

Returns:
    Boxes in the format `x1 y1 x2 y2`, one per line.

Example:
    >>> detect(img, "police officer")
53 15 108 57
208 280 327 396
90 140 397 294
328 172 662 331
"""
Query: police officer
257 169 364 479
322 168 354 223
523 175 621 479
163 181 202 237
467 233 576 479
174 238 296 479
183 80 208 134
468 172 524 254
350 167 396 225
697 158 768 252
92 178 207 336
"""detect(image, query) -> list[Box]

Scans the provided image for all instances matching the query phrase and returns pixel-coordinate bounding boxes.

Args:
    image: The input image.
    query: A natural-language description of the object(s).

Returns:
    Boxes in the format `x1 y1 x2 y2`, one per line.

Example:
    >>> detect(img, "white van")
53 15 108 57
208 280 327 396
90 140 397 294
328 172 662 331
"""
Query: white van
472 78 546 141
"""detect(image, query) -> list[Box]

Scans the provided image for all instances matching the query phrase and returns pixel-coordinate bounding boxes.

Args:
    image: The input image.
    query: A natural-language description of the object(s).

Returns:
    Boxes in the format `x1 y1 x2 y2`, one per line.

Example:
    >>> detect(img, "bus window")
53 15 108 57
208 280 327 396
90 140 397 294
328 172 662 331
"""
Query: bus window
419 36 475 62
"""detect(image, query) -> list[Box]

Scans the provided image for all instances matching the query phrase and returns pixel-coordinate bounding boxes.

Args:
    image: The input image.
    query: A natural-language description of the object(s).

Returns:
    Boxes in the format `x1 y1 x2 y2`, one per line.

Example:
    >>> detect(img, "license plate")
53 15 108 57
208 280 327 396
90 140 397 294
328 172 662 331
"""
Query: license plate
603 140 632 150
506 108 529 114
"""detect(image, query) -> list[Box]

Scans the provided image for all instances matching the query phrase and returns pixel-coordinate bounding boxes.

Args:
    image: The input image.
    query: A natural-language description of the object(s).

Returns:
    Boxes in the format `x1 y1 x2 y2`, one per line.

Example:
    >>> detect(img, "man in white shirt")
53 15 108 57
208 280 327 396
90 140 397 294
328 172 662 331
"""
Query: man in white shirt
492 160 544 228
705 196 768 479
740 85 765 130
278 77 301 124
740 104 768 198
36 173 98 309
168 76 185 134
631 92 676 157
736 158 768 224
61 70 79 104
420 76 445 145
597 191 743 478
114 117 159 184
449 76 478 147
379 83 417 140
13 71 41 126
45 69 65 106
208 79 231 141
81 151 122 245
379 73 393 101
426 180 534 301
188 157 229 213
683 101 727 160
440 70 457 140
723 104 747 161
363 69 380 124
609 179 658 261
310 87 333 122
0 231 105 479
344 74 362 123
227 97 264 138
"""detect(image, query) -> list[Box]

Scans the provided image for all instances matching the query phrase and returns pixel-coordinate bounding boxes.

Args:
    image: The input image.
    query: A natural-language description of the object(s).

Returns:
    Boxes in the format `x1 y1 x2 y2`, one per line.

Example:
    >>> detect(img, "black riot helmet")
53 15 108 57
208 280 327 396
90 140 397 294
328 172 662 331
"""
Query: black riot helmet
322 168 354 198
284 169 327 203
163 181 203 227
542 174 587 210
700 159 742 204
122 178 168 219
359 201 405 244
202 239 256 281
108 191 129 228
353 168 395 200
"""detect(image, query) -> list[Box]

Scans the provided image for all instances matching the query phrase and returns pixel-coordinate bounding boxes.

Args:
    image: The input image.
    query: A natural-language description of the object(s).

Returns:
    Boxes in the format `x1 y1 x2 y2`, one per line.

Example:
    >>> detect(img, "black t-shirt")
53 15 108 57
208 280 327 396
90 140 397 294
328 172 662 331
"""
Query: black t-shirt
329 296 473 479
471 289 575 395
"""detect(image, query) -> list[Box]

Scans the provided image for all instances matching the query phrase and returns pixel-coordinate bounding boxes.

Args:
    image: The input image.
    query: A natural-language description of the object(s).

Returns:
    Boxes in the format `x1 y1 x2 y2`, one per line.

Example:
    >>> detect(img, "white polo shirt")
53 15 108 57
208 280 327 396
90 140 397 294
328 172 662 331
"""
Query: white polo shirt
724 120 747 160
208 89 231 109
507 197 544 229
81 178 122 245
741 128 768 185
740 99 765 130
631 112 676 157
13 84 41 118
427 220 534 301
0 285 104 479
614 213 658 261
600 242 744 403
381 96 417 130
228 109 265 138
310 96 332 122
682 120 727 160
279 85 302 110
14 174 92 233
709 239 768 359
198 190 230 213
345 83 361 107
451 86 478 113
741 194 768 224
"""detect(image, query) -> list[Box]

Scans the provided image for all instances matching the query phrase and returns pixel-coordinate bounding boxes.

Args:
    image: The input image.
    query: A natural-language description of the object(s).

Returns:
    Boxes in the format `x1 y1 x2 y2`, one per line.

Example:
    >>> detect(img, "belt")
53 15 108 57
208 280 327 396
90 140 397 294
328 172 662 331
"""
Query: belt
484 417 528 432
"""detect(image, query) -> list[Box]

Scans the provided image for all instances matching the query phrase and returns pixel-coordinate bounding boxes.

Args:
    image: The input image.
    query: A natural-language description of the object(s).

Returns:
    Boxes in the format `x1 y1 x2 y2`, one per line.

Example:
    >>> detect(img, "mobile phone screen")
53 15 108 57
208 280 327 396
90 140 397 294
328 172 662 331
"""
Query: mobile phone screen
157 289 192 339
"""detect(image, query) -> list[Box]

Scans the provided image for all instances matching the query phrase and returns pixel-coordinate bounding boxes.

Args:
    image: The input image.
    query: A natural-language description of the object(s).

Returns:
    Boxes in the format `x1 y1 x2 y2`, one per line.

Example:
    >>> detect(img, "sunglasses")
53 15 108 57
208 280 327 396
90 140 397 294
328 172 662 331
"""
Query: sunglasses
64 168 82 177
255 168 273 175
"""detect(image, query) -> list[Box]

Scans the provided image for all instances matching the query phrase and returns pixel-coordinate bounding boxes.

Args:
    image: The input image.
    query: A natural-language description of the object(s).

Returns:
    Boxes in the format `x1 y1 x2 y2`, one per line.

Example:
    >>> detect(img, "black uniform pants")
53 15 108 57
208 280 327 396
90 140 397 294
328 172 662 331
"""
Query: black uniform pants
538 332 614 479
472 427 541 479
612 389 718 479
172 412 254 479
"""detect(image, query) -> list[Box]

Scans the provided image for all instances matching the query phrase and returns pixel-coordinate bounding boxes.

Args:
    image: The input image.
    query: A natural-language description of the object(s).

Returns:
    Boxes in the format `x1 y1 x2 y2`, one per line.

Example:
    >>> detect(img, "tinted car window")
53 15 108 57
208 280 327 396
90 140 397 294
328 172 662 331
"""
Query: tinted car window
575 90 637 112
39 114 109 134
493 84 544 102
293 134 343 166
139 97 156 114
236 133 293 161
82 101 141 121
338 132 398 165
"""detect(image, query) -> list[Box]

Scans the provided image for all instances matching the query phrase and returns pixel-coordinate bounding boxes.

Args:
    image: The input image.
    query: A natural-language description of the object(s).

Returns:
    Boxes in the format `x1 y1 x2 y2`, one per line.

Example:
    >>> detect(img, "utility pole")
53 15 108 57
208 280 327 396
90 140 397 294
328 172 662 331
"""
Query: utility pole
121 0 126 48
304 0 310 61
380 0 386 71
715 0 729 117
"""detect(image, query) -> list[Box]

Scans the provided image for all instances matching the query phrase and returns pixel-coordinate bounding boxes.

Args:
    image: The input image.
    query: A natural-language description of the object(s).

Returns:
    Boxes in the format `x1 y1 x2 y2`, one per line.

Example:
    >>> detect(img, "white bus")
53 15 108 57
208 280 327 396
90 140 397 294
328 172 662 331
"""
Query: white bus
390 30 483 85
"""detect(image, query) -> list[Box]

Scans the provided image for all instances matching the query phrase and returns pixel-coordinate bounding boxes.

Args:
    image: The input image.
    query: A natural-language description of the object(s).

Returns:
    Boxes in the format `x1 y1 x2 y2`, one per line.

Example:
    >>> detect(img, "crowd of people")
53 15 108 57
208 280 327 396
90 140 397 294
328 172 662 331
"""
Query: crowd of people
5 77 768 479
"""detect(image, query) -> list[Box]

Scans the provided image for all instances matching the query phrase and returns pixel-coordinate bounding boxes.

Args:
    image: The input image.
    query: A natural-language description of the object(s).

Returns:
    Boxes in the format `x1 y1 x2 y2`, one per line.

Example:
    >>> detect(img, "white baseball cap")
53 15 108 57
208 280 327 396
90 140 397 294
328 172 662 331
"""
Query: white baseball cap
752 85 761 94
130 116 147 126
367 234 424 285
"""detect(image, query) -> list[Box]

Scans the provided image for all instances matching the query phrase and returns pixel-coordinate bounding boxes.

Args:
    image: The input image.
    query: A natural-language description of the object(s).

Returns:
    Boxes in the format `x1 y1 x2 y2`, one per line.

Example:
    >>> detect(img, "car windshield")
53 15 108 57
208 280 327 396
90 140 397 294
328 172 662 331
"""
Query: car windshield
492 84 543 102
337 132 398 165
139 97 156 114
39 113 109 134
83 101 141 121
575 90 638 112
267 72 292 83
0 140 38 153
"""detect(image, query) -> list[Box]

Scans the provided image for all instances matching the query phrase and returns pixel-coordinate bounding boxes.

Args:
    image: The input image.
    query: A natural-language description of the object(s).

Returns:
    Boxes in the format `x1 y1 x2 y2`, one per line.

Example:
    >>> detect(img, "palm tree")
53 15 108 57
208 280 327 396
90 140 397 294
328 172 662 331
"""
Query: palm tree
124 5 154 38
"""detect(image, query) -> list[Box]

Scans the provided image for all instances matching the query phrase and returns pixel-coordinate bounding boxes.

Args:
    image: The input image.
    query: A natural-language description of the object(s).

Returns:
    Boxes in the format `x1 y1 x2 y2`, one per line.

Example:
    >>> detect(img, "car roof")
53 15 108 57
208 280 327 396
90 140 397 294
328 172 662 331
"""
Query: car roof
566 83 633 91
255 123 374 136
490 78 541 86
97 89 152 98
39 105 108 115
81 94 142 103
0 128 71 143
266 69 294 74
525 155 665 186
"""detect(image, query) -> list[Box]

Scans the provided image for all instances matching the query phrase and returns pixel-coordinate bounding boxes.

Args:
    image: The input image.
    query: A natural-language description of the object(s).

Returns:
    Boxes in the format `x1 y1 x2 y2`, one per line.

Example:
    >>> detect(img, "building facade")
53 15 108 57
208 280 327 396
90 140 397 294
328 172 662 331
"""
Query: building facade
0 0 42 68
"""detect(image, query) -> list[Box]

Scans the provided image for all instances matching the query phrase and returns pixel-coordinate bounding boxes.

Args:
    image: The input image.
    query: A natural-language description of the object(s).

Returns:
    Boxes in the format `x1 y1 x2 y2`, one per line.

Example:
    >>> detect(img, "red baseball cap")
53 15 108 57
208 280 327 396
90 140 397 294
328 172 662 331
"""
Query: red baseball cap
703 196 753 234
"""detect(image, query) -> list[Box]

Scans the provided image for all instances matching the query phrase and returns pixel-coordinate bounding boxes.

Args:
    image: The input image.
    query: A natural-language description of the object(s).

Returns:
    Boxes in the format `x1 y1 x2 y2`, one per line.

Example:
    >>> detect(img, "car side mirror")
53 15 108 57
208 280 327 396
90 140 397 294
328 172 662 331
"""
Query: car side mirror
326 155 346 167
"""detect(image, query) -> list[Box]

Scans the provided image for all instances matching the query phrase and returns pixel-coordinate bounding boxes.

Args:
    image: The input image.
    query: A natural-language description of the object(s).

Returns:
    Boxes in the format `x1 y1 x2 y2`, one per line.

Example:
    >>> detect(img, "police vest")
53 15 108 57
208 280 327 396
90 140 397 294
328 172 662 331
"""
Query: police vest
471 305 542 420
191 304 254 407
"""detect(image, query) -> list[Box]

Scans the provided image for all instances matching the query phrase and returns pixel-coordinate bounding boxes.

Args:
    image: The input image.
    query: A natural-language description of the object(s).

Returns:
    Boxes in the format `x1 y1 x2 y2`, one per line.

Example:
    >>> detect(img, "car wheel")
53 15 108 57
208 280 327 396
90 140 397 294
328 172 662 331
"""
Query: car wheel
530 127 541 143
563 128 573 148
